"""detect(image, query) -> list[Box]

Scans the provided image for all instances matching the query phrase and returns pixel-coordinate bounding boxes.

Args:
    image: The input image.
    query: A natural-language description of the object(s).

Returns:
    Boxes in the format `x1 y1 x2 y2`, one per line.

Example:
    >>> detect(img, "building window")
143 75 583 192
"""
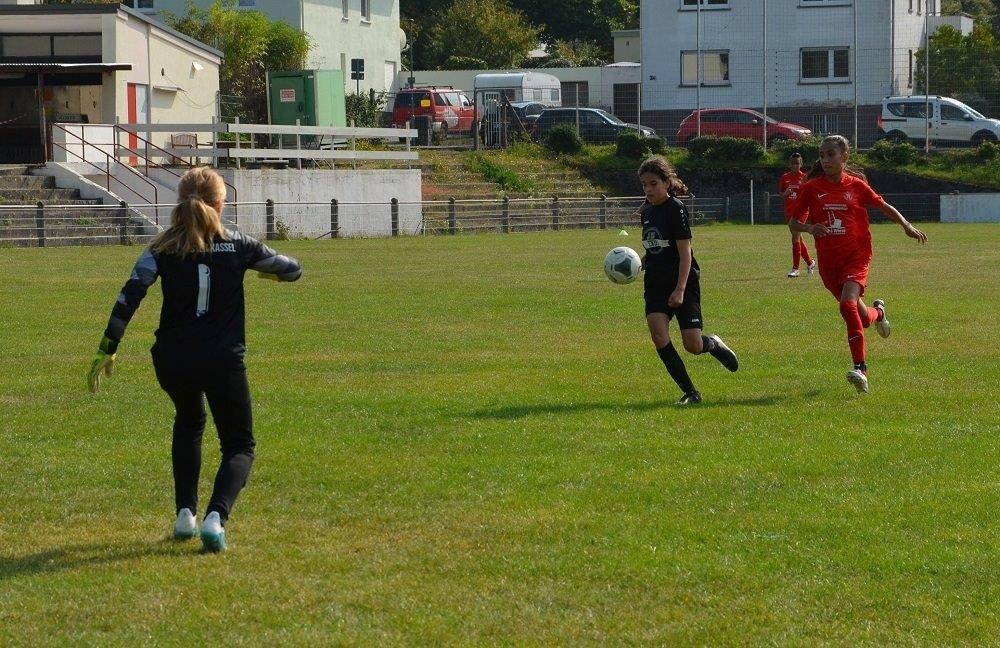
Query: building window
136 0 154 8
361 0 371 20
681 50 730 86
681 0 729 8
342 0 349 18
1 33 101 62
800 47 849 82
908 49 914 88
237 0 255 6
561 81 588 107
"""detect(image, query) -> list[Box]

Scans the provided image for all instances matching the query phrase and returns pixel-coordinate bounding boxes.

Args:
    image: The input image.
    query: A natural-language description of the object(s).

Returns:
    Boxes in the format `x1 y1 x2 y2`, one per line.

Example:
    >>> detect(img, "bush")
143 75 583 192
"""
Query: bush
976 140 1000 162
769 135 823 165
544 124 583 154
868 139 920 165
615 131 668 158
687 136 765 163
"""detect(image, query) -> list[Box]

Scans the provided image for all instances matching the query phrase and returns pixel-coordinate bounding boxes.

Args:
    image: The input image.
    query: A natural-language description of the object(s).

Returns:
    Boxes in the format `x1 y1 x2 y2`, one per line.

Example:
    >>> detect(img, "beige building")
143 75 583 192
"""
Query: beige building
0 2 221 163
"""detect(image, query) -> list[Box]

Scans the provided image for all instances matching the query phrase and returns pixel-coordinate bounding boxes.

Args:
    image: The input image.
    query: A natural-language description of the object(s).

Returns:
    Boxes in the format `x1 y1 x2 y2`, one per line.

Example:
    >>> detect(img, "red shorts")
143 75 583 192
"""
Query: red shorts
818 250 870 298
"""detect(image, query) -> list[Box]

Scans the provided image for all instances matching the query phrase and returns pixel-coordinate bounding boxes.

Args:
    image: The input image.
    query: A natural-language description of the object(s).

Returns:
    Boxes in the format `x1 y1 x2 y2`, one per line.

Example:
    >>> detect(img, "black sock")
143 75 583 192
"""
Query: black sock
701 335 716 354
657 342 696 394
854 361 867 372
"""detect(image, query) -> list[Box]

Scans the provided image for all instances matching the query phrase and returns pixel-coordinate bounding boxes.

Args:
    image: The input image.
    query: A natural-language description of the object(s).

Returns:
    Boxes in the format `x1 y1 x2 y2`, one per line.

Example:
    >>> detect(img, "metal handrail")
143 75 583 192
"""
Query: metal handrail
49 123 158 206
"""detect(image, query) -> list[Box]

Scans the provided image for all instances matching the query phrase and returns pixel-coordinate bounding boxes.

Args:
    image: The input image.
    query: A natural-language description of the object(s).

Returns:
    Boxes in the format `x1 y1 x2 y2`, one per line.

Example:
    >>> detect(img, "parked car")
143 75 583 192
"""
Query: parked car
675 108 811 147
390 87 475 137
533 107 656 143
507 101 547 135
878 95 1000 146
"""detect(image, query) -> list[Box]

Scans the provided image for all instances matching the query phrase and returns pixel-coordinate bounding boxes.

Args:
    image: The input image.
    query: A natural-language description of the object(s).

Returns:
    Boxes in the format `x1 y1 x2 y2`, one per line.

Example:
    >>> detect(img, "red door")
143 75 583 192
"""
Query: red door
127 83 138 165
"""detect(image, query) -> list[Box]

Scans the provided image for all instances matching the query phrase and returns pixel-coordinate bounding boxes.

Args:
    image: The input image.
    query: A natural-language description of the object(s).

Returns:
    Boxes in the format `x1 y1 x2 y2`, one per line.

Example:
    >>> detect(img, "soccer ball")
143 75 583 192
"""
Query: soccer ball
603 246 642 284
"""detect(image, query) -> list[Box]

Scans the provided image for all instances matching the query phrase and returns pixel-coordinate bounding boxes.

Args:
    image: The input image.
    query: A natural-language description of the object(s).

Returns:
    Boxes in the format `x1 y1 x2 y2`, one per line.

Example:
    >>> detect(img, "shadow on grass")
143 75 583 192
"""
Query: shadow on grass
0 538 203 579
472 393 787 420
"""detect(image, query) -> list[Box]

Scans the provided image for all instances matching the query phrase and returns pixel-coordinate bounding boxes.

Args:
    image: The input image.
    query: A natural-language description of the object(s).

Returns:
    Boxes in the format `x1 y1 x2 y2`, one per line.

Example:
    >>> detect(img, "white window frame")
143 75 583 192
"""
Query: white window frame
680 50 730 86
799 0 852 6
800 47 850 83
681 0 729 9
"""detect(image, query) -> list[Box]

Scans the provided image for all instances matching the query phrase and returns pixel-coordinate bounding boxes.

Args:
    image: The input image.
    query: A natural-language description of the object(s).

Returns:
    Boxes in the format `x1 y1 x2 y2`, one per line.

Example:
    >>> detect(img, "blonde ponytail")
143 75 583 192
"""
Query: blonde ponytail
150 167 228 257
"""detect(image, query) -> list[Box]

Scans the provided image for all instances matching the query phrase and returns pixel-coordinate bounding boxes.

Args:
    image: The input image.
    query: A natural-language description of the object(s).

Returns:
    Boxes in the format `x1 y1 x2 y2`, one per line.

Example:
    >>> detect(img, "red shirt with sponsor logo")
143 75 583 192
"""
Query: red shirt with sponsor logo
795 173 885 261
778 169 806 218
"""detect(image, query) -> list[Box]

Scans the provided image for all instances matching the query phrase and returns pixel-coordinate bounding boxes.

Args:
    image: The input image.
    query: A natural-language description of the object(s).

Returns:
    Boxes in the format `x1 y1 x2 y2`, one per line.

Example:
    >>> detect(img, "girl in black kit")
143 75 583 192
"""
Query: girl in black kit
87 167 302 552
637 156 738 405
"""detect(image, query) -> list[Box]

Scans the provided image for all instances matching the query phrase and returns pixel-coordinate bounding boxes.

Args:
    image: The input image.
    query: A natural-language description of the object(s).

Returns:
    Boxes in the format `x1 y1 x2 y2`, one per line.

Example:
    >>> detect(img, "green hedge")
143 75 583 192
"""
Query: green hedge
687 136 765 163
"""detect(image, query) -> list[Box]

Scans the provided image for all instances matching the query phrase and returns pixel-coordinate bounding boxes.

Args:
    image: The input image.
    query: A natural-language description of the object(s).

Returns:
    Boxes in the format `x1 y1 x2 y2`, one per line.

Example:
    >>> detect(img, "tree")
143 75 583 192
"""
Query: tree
509 0 637 61
422 0 541 70
163 1 310 123
918 23 1000 115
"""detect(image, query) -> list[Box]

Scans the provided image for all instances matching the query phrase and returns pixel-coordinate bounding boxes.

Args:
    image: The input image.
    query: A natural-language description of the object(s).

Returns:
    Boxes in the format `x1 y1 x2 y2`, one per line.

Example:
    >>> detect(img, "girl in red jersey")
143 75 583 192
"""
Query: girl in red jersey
778 152 816 277
790 135 927 394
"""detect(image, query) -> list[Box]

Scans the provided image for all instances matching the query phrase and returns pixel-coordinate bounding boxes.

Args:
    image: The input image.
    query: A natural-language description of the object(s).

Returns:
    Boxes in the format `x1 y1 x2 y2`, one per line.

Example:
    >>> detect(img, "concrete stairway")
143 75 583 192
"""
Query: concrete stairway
0 165 122 246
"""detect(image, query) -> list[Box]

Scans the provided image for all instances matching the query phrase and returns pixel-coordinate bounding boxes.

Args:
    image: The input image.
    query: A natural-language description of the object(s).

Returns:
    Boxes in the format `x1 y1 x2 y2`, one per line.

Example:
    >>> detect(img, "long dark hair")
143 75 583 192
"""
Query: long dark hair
806 135 868 182
638 155 689 196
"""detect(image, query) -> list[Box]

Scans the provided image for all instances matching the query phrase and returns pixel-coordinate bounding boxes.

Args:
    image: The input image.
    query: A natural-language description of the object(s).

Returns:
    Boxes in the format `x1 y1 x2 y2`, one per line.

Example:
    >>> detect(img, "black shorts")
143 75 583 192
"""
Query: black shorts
644 278 703 330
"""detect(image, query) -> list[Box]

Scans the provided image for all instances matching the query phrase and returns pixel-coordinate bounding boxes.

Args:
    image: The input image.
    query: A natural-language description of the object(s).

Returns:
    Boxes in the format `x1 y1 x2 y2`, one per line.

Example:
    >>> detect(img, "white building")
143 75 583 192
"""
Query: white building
0 1 221 163
639 0 942 144
130 0 404 96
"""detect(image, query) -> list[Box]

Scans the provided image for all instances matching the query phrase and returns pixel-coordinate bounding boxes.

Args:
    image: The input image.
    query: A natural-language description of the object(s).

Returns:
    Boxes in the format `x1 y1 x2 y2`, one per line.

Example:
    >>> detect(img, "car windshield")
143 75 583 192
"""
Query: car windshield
593 109 626 125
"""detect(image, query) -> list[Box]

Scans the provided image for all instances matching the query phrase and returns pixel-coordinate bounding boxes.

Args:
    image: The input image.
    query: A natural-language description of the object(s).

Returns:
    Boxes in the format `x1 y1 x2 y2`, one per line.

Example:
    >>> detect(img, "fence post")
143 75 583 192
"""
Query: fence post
599 194 607 229
448 197 456 235
501 195 509 234
724 196 730 222
551 196 560 231
35 201 45 247
118 200 128 245
265 198 275 240
762 191 770 224
330 198 339 238
391 198 399 237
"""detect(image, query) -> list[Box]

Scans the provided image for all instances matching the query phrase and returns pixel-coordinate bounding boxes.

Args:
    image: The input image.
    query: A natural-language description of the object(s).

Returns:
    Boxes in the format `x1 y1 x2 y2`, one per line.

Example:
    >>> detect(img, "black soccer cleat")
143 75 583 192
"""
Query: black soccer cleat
677 391 702 405
708 335 739 372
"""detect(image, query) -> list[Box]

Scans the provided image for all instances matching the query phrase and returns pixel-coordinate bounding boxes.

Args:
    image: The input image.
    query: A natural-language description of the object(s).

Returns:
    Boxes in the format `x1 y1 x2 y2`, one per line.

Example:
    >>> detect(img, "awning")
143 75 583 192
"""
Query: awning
0 62 132 86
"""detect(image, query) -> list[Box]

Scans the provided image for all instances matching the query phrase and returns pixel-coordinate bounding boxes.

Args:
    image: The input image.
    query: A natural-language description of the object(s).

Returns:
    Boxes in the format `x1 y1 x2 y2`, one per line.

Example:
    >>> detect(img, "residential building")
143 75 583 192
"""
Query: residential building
128 0 404 96
640 0 942 144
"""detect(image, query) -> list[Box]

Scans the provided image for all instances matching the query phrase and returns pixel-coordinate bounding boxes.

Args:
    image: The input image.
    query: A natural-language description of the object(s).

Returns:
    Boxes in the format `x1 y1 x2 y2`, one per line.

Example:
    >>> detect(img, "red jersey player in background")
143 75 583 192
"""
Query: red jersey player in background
790 135 927 394
778 152 815 277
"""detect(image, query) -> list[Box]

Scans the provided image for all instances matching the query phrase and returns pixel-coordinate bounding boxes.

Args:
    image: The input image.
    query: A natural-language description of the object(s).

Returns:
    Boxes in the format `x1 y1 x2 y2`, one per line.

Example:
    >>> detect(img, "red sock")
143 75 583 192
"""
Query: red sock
799 241 812 265
860 303 879 329
839 298 866 365
791 241 801 269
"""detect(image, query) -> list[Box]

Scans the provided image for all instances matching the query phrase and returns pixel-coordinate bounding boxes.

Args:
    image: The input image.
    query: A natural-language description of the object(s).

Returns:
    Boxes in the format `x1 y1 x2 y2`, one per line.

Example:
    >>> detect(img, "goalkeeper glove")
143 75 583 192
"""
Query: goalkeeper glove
87 335 118 393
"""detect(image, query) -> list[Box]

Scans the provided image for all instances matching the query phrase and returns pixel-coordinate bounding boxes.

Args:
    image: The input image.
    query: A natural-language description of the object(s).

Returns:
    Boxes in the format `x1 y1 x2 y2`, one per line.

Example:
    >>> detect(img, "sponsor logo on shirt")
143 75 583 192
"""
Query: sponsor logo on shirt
823 204 848 235
212 242 236 253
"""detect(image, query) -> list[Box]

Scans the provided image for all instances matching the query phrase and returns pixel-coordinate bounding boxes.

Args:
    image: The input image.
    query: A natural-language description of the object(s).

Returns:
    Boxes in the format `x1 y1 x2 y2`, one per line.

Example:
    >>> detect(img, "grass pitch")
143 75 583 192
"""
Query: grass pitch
1 223 997 645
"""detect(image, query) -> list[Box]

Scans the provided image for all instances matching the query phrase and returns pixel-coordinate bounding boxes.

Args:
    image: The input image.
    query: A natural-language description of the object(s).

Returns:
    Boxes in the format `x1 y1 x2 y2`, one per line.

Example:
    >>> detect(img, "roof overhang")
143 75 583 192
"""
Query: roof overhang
0 62 131 86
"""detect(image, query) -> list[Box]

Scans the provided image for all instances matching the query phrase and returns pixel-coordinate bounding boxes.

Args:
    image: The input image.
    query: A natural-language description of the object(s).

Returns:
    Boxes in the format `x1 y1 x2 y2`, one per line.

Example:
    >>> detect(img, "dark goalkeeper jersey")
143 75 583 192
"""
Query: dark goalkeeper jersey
103 229 301 357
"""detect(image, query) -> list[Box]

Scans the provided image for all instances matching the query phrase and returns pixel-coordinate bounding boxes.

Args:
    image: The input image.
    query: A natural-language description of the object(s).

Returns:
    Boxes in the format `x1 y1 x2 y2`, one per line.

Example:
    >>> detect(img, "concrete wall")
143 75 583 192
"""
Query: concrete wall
940 193 1000 222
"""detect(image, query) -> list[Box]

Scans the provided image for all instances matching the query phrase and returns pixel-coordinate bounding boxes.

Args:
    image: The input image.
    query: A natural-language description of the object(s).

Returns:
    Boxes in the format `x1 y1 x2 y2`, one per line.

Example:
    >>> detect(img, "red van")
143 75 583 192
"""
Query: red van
391 87 475 138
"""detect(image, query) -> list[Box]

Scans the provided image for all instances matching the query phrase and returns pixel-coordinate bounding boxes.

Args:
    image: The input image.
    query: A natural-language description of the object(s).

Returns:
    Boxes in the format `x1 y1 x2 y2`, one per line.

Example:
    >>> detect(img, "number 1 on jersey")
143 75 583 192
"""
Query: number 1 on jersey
196 263 211 317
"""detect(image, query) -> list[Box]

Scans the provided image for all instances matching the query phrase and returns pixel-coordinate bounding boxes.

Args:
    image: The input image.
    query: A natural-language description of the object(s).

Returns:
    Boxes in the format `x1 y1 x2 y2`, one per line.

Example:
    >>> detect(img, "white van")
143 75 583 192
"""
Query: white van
878 95 1000 146
473 72 562 110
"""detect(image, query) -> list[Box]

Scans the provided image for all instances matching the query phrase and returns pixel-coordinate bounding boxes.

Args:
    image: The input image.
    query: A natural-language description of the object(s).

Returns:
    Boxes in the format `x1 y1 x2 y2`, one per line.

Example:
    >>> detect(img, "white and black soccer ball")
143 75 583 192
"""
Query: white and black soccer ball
603 246 642 285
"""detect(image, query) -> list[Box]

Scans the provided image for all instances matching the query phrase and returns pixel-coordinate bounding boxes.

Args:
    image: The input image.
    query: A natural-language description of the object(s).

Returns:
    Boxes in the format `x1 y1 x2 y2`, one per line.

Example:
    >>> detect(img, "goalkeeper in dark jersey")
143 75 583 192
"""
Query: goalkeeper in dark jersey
87 167 302 552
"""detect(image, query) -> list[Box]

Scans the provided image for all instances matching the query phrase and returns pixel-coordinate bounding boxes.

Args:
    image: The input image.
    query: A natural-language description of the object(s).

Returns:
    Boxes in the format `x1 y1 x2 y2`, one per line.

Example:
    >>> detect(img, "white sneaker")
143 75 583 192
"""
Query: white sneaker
787 268 799 277
201 511 227 552
872 299 890 338
847 369 869 394
807 260 817 276
173 507 197 540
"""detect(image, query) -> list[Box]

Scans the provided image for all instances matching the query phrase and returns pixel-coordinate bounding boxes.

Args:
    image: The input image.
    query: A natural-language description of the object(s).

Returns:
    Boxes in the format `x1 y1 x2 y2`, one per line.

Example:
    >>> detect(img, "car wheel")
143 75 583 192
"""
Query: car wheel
885 130 908 145
971 131 998 146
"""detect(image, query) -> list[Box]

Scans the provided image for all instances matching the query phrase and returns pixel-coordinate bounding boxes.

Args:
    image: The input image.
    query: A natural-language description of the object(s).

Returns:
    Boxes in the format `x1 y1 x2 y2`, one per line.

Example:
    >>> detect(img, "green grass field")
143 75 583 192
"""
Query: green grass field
1 223 997 645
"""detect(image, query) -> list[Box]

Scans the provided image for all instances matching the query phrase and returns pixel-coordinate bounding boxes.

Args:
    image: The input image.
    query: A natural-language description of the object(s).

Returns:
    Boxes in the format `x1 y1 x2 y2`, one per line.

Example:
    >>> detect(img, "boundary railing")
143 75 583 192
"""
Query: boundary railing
0 192 948 248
